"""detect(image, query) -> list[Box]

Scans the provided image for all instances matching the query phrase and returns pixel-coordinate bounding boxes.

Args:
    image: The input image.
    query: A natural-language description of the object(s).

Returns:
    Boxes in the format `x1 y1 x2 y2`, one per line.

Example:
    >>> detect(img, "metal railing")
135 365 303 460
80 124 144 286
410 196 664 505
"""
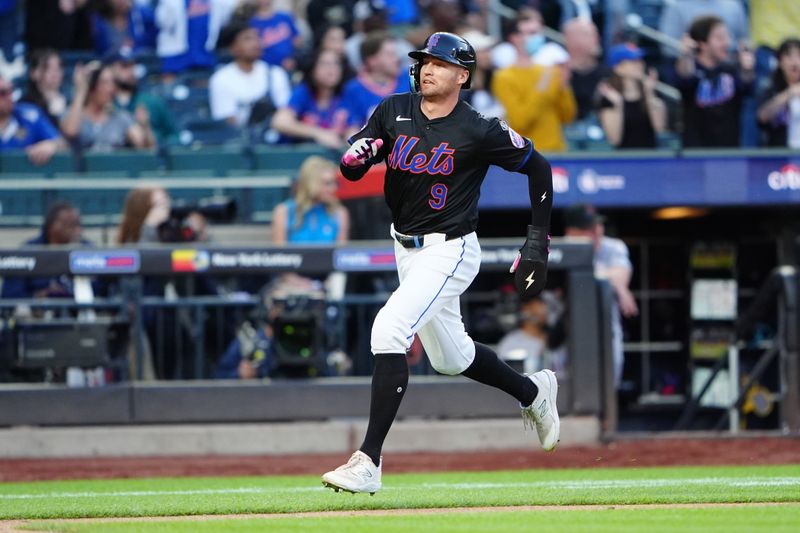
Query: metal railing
674 266 800 433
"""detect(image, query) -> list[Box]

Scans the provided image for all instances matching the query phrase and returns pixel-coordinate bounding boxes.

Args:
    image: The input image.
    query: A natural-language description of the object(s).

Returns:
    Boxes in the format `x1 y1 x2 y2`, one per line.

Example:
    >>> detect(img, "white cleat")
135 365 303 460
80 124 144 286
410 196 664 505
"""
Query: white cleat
521 369 560 452
321 450 382 495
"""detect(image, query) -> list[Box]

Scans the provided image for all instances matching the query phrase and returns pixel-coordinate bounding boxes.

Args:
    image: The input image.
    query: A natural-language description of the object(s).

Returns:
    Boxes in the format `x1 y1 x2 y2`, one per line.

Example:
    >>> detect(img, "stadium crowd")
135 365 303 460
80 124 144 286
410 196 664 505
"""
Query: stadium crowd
1 0 800 163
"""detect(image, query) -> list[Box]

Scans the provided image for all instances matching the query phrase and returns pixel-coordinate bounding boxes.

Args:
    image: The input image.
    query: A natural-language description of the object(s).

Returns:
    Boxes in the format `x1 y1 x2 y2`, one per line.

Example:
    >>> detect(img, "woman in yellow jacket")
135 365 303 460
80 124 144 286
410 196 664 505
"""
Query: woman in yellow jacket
491 14 577 152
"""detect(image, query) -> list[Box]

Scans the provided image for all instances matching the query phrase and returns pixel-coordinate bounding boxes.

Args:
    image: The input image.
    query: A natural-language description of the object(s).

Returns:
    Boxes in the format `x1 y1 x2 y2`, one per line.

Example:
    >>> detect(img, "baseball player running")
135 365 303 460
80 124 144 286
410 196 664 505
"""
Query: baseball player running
322 32 558 495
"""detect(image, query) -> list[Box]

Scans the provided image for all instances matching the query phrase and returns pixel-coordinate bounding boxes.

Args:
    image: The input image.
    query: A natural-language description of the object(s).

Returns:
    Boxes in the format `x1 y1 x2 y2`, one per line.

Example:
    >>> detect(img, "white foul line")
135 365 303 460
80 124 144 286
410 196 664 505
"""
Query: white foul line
1 477 798 501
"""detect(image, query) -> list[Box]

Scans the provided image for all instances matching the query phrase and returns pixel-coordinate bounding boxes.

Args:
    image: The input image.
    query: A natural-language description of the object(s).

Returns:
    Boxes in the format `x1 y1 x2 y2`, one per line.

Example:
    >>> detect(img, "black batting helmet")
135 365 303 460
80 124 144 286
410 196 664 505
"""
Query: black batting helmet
408 32 477 91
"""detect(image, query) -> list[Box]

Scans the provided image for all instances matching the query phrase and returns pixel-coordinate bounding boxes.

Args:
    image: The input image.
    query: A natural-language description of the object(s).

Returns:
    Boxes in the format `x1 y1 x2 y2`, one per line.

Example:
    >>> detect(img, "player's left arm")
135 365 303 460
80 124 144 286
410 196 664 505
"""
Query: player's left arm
509 148 553 297
482 118 553 297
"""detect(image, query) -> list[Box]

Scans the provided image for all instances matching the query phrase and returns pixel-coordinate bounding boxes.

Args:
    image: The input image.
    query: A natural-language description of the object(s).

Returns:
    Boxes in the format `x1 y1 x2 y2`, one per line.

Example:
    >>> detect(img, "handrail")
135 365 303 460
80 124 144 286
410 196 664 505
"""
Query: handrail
736 265 797 341
623 14 682 102
625 13 683 53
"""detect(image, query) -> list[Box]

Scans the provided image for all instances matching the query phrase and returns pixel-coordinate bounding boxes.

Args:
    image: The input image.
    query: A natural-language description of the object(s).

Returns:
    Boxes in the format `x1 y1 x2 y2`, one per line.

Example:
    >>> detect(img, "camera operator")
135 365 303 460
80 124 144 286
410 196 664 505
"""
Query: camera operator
214 276 339 380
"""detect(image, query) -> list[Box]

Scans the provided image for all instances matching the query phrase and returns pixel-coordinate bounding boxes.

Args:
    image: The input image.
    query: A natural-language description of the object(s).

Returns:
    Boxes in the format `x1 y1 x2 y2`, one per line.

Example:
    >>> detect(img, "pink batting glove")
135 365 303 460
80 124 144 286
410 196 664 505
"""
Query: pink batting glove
342 138 384 167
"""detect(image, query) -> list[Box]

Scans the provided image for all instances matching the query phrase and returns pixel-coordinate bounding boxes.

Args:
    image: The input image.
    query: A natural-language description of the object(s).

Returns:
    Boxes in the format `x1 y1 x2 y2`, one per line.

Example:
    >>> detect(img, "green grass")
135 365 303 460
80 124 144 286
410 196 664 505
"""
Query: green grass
22 506 800 533
2 465 798 520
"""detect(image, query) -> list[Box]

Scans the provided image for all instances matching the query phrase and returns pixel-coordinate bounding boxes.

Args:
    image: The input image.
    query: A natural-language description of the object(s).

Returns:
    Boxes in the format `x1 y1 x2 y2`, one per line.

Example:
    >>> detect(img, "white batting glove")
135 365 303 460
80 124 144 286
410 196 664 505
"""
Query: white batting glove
342 138 384 167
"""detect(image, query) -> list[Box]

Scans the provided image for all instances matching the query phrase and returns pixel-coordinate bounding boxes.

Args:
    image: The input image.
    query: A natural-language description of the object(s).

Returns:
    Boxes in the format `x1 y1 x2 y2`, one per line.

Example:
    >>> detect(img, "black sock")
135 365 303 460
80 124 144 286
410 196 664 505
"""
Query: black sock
461 342 537 407
359 353 408 467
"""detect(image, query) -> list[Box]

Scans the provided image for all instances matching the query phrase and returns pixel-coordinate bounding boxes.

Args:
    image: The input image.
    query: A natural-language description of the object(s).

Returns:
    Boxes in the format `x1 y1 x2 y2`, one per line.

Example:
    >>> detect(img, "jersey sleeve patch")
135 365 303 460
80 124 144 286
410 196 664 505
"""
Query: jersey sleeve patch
508 127 526 149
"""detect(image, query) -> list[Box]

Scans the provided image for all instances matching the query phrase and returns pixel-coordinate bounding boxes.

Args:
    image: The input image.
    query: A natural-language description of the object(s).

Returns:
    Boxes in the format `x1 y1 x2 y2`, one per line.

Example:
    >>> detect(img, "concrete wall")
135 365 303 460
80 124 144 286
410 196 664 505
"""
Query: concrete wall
0 416 600 458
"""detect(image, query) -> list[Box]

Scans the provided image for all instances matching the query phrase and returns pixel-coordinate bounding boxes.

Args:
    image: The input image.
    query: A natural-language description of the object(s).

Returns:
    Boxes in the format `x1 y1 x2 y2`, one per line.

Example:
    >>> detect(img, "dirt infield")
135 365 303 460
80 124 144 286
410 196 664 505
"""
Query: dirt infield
1 435 799 482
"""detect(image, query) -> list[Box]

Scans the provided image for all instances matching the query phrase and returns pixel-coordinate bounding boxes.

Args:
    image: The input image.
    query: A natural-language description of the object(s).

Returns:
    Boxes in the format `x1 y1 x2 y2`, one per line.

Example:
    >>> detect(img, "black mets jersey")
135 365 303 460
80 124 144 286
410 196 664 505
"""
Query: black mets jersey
349 92 534 237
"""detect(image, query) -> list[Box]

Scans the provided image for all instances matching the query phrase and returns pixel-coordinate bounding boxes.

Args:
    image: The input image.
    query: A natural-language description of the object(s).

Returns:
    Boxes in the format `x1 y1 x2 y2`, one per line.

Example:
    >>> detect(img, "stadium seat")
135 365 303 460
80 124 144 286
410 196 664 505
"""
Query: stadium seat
83 150 163 176
165 146 252 175
179 119 243 147
165 83 211 128
0 176 45 220
253 144 333 171
221 169 292 223
0 151 77 176
54 187 127 218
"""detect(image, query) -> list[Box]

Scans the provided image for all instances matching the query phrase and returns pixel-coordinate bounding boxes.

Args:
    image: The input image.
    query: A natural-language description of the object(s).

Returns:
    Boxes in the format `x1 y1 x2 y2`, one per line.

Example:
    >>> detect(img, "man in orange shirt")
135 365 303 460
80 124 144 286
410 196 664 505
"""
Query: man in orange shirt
491 11 577 152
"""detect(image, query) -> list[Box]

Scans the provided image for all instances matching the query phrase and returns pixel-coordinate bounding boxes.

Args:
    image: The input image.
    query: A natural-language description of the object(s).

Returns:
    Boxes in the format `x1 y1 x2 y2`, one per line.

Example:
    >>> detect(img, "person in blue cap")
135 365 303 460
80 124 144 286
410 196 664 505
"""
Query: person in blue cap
596 43 666 149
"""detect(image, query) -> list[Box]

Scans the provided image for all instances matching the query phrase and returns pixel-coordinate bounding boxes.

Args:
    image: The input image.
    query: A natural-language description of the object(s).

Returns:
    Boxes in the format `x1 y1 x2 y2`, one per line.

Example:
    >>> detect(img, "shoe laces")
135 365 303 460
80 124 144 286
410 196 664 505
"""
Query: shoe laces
339 451 372 471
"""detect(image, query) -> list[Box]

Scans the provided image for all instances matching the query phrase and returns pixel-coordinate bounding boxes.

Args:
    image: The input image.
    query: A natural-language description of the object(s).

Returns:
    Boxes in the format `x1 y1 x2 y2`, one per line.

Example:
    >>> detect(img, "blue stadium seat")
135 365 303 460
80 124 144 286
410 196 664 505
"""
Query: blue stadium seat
165 83 211 127
0 177 44 220
223 169 292 222
253 144 333 171
166 146 251 175
53 186 128 218
179 119 243 147
83 150 163 176
0 151 77 176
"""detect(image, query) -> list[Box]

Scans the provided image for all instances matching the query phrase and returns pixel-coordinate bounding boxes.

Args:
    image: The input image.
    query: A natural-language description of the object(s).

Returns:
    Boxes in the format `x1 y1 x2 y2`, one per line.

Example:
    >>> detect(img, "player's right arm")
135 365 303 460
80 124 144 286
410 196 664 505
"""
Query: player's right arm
339 99 389 182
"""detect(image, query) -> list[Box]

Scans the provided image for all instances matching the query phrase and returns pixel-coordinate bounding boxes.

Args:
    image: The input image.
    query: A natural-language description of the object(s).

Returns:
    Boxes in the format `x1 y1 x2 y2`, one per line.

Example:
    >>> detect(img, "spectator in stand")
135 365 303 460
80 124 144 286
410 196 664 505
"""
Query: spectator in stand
271 48 350 149
563 17 606 121
117 185 170 244
108 49 179 145
295 23 353 80
490 6 541 70
675 15 755 148
0 75 63 165
1 201 92 299
19 49 68 129
659 0 749 58
343 31 410 132
596 43 666 149
246 0 301 72
155 0 238 78
271 156 350 245
91 0 157 56
61 61 156 151
757 38 800 148
564 203 637 387
209 21 291 129
491 13 577 152
25 0 93 52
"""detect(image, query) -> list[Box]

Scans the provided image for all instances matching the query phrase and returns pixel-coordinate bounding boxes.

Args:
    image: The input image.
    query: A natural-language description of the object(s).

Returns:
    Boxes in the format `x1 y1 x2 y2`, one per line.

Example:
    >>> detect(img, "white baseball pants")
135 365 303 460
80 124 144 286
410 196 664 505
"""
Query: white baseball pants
370 226 482 375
